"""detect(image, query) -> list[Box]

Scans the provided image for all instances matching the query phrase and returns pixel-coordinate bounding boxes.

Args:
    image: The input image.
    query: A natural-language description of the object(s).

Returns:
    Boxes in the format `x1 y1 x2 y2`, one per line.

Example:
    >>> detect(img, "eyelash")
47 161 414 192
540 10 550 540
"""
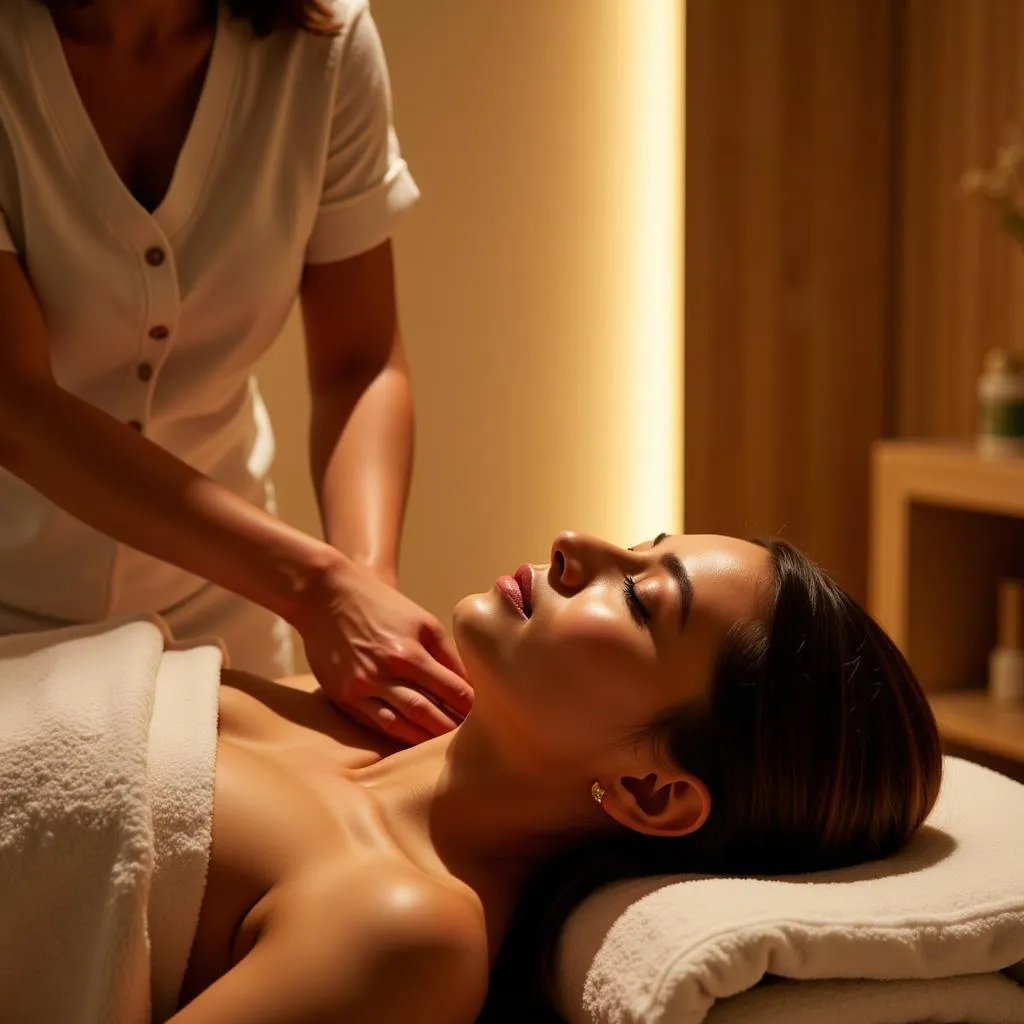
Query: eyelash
623 575 652 629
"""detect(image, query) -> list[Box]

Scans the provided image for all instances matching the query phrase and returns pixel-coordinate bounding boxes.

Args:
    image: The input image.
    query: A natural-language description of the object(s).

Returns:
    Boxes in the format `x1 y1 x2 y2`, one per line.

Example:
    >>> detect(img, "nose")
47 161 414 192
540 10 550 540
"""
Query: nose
550 531 622 589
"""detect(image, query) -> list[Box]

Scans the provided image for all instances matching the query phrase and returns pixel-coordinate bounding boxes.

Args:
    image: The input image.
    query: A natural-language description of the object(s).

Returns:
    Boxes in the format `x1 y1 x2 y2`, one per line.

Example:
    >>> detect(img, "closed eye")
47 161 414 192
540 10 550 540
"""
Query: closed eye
623 575 652 629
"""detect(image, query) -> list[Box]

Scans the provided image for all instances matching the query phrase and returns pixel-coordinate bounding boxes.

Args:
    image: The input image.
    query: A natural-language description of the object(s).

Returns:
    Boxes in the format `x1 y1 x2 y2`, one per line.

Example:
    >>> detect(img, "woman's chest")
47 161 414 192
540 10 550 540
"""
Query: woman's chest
182 735 389 1002
216 672 399 769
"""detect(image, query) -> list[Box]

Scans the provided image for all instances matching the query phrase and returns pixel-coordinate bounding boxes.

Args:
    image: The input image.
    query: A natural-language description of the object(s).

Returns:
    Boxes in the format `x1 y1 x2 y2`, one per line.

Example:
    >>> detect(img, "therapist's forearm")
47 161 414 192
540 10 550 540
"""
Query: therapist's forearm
310 346 414 584
0 379 343 624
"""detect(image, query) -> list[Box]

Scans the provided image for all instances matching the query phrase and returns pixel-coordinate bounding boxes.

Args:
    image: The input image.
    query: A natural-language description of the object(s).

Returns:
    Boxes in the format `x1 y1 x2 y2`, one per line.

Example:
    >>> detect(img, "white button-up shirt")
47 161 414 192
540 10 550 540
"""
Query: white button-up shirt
0 0 419 621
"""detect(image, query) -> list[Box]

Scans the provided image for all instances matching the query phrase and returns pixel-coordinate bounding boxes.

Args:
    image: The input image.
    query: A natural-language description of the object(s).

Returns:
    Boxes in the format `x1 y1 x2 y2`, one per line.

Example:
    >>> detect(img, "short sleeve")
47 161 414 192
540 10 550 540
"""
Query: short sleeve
304 6 419 265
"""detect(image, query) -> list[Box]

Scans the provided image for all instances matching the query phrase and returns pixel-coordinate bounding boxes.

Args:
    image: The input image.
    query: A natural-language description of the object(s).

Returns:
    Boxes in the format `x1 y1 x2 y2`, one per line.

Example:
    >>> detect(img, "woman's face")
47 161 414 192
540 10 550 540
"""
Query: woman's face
452 533 772 778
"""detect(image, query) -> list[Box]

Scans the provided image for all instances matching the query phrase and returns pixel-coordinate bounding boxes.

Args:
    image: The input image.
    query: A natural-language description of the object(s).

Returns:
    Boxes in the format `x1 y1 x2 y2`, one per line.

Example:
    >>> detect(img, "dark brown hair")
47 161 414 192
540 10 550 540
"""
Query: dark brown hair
480 538 943 1022
38 0 340 38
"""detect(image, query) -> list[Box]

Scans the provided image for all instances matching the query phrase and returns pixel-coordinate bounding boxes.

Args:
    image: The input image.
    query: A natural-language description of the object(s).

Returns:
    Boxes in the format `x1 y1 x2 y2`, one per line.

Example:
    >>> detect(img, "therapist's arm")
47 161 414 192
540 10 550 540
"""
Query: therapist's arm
301 240 412 588
0 255 335 625
0 251 470 741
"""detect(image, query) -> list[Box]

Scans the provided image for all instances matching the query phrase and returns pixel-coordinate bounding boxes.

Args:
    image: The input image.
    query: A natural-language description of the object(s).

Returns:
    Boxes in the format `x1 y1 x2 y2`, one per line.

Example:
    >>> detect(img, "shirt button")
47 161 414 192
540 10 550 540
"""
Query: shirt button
145 246 166 267
128 420 143 432
148 325 170 341
137 362 153 382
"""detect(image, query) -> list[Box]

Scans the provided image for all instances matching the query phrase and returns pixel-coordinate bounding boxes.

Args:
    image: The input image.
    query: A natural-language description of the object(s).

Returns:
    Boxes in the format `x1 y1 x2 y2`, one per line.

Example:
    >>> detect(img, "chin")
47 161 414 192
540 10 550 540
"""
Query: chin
452 590 495 647
452 590 507 683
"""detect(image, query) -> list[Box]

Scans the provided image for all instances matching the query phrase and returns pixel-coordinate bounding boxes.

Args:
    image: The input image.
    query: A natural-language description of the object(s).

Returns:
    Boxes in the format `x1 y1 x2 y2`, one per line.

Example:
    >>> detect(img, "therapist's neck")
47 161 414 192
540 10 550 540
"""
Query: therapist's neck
51 0 212 47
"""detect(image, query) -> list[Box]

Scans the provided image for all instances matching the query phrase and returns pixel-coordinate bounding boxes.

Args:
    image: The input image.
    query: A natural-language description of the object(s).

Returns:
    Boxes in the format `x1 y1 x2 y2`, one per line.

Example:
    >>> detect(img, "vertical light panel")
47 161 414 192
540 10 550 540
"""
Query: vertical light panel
343 1 688 617
621 0 684 542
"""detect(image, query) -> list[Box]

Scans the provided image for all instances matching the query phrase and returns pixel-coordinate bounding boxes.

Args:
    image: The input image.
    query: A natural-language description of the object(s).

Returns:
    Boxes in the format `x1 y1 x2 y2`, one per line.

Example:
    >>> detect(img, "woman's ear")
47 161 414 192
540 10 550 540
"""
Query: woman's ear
601 770 710 838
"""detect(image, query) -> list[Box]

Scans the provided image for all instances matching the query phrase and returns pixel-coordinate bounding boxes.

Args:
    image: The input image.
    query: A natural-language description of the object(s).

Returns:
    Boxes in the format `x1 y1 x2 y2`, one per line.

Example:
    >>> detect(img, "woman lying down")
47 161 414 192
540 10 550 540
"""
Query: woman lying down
4 531 943 1022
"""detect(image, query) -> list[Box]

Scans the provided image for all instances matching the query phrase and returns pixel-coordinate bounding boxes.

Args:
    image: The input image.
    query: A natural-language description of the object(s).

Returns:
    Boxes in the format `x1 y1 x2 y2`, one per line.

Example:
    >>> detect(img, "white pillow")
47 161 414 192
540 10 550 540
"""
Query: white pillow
556 757 1024 1024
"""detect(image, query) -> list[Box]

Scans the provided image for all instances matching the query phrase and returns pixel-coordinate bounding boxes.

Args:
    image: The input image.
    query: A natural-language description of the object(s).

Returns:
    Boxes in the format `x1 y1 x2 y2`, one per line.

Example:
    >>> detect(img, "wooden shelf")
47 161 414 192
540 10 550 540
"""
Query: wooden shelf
872 439 1024 518
870 439 1024 769
930 691 1024 763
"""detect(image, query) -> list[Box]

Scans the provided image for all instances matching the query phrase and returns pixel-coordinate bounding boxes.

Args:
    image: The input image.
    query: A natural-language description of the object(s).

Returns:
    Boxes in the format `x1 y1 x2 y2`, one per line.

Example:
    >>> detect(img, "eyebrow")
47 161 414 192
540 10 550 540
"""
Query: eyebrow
661 552 693 631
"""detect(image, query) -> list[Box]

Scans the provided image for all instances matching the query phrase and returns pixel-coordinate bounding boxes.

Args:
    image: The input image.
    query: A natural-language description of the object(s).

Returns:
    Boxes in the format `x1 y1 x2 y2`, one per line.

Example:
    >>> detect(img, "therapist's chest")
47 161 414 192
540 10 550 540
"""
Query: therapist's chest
57 28 215 216
0 12 336 381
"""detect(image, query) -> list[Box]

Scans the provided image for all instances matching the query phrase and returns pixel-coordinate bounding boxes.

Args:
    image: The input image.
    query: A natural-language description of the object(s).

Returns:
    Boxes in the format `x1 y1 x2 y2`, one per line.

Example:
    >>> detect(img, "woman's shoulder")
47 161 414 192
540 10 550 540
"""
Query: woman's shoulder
252 861 489 1018
179 860 488 1021
276 855 487 940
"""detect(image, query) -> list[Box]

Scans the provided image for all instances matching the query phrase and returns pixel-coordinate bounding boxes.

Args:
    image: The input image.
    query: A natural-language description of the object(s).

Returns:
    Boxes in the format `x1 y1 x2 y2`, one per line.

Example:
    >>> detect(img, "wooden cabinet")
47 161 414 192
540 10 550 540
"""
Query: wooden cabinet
869 440 1024 775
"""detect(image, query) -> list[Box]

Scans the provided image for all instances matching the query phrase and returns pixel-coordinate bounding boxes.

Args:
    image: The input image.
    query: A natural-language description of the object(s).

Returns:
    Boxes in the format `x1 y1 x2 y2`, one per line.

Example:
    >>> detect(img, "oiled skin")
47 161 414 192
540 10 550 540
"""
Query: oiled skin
175 670 491 1023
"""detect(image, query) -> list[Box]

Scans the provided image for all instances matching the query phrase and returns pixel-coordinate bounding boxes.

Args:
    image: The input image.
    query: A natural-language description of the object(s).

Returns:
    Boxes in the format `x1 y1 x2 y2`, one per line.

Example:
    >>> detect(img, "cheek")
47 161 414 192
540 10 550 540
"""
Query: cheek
518 603 656 718
454 593 665 733
548 599 646 669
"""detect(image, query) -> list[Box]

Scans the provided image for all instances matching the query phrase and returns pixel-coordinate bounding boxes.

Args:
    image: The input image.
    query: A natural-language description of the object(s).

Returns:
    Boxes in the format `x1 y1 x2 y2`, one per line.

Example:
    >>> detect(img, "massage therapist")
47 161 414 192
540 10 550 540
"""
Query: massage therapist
0 0 472 744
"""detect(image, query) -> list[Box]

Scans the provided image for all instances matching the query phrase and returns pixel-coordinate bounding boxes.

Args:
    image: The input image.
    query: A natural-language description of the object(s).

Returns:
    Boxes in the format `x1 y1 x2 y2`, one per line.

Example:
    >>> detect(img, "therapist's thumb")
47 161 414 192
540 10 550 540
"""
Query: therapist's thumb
417 616 466 677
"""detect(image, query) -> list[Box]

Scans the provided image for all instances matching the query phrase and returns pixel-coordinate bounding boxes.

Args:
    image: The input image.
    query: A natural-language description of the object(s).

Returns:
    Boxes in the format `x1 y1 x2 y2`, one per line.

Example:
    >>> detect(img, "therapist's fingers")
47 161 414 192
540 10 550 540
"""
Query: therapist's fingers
359 696 434 747
395 636 473 719
422 624 470 689
420 617 468 678
380 678 462 737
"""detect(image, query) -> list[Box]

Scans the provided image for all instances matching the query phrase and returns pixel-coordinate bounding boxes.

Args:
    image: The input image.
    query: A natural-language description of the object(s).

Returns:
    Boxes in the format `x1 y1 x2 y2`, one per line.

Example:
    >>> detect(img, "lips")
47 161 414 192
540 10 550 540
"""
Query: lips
496 564 534 619
514 564 533 617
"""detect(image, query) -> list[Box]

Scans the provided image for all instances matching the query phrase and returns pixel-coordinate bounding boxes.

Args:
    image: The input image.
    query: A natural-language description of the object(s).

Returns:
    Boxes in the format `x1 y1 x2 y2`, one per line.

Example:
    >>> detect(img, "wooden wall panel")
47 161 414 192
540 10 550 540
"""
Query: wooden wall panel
684 0 896 600
897 0 1024 439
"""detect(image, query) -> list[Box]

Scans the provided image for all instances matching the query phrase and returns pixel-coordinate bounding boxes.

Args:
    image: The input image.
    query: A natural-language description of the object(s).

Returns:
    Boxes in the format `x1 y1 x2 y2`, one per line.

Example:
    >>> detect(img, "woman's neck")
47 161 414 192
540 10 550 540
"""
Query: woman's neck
353 721 598 890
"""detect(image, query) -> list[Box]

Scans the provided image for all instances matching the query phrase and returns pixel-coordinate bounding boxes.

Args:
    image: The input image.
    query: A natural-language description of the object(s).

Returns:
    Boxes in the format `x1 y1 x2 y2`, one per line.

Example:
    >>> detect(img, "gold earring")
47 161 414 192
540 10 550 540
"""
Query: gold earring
591 781 606 805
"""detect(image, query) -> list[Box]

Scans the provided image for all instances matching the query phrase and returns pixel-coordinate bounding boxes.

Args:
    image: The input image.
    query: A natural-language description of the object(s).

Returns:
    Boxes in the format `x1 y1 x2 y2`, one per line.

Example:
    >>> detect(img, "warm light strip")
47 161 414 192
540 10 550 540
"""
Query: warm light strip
622 0 684 542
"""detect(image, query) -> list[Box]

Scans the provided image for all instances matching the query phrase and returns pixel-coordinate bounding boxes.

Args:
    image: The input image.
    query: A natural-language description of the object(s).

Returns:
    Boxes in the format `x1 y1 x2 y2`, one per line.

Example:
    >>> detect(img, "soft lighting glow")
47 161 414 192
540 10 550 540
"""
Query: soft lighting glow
620 0 684 542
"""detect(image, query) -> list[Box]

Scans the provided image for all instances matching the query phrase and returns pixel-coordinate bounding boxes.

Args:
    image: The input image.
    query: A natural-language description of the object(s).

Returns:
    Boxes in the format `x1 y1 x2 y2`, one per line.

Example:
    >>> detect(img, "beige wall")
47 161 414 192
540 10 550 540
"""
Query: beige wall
257 1 683 651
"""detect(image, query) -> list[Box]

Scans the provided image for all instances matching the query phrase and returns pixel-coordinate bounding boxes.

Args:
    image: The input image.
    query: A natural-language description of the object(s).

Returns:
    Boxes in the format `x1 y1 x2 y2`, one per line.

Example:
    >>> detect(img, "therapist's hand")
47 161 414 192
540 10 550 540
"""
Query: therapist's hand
295 558 474 744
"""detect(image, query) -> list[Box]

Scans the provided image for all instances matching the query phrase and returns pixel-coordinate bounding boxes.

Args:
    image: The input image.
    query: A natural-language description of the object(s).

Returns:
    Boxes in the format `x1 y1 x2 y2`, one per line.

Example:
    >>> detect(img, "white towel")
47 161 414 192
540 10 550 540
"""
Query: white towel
0 617 222 1024
147 643 223 1021
557 758 1024 1024
704 973 1024 1024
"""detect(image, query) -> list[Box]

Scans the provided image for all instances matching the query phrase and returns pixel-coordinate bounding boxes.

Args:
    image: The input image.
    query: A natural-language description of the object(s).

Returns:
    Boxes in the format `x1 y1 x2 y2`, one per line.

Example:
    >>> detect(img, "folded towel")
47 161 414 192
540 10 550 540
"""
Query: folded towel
556 757 1024 1024
0 618 223 1024
705 973 1024 1024
147 643 223 1021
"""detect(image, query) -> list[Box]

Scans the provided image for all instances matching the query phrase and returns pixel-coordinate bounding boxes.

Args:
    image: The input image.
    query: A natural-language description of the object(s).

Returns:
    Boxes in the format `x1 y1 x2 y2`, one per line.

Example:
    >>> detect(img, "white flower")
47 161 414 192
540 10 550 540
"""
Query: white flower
961 170 987 194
